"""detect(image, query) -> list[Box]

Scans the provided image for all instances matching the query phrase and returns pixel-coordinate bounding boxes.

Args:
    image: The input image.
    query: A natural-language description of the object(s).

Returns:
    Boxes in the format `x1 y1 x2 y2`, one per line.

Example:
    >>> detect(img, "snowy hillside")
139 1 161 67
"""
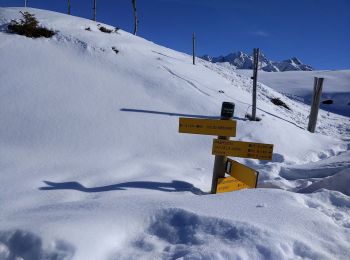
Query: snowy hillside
201 51 313 72
236 69 350 117
0 8 349 260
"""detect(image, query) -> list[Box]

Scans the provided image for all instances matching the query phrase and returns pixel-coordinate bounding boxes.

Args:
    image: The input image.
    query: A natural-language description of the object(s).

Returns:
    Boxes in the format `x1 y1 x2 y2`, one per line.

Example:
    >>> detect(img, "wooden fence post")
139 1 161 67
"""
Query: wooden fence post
93 0 96 21
251 48 259 121
132 0 138 35
307 77 324 133
211 102 235 194
192 32 196 65
68 0 71 15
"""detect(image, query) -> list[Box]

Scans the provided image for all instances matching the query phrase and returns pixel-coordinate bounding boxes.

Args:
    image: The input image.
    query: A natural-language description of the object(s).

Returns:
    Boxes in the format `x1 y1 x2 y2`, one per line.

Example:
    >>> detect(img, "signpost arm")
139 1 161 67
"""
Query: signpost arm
211 102 235 194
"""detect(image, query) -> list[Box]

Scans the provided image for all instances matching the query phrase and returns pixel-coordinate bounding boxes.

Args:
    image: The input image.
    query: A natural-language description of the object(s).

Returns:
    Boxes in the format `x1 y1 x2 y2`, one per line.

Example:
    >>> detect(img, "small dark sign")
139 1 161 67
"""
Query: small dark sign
221 102 235 118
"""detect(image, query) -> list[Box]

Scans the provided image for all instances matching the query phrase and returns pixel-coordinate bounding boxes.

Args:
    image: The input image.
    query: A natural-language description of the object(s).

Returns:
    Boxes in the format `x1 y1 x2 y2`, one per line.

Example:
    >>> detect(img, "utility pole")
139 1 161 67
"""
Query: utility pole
192 32 196 65
307 77 324 133
93 0 96 21
211 102 235 194
251 48 260 121
68 0 71 15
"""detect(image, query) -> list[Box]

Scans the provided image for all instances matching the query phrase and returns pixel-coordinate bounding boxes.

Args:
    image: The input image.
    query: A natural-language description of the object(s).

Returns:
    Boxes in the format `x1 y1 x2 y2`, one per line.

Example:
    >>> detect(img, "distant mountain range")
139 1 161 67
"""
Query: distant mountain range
201 51 313 72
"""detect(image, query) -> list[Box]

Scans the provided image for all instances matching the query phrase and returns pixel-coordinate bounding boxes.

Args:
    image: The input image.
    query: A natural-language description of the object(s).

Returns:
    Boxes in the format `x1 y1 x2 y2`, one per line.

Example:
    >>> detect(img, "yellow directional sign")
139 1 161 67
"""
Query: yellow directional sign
212 139 274 160
179 117 236 136
216 176 250 193
226 158 258 188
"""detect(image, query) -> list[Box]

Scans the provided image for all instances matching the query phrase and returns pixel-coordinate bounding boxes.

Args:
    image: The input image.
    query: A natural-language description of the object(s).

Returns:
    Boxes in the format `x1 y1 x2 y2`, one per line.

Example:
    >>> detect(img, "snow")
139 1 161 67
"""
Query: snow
236 69 350 117
0 7 349 259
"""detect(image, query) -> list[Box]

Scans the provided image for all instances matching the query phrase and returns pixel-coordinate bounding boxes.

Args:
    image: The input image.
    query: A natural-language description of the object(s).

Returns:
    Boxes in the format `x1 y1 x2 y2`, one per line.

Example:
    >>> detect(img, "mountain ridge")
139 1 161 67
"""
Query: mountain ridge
201 51 313 72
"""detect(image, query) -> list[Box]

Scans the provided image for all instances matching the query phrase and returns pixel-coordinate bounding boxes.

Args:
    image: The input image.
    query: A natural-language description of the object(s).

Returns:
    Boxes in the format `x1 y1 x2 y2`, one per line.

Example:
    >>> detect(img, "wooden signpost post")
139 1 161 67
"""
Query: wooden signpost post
211 102 235 194
178 101 274 195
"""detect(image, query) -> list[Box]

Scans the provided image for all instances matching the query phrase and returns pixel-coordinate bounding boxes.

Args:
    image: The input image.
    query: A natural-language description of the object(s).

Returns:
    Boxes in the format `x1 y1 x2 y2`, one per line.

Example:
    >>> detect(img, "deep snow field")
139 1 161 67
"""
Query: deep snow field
0 8 349 260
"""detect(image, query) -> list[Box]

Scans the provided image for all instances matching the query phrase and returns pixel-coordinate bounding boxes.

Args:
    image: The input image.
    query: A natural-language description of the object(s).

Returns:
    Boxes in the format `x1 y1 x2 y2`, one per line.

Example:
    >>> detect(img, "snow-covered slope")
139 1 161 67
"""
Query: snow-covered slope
0 8 349 259
236 69 350 117
201 51 313 72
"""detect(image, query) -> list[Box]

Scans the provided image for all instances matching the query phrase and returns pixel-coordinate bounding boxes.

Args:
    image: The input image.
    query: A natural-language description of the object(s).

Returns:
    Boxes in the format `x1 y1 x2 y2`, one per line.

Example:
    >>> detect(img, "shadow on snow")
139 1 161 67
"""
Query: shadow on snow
39 180 206 195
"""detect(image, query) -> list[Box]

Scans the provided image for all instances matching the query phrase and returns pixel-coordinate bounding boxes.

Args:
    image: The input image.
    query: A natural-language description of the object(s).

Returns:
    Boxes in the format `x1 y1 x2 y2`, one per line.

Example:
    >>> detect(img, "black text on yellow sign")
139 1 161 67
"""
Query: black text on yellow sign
212 139 274 160
179 117 236 137
226 158 259 188
216 176 250 193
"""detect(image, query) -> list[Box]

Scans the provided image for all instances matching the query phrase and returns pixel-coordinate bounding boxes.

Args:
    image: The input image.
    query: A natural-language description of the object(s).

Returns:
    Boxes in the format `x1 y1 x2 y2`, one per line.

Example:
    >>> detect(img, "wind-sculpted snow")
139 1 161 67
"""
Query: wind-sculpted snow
280 149 350 179
299 169 350 196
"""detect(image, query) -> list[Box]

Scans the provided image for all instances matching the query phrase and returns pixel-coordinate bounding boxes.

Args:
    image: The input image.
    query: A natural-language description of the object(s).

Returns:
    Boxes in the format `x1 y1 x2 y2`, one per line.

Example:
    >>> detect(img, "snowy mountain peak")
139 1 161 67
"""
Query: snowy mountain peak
201 51 313 72
288 57 302 65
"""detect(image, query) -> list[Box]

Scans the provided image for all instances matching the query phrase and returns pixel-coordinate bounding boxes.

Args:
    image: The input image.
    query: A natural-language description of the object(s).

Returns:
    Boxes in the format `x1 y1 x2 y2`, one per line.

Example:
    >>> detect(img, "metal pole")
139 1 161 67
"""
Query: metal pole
251 48 259 121
24 0 27 7
211 102 235 194
93 0 96 21
192 32 196 65
68 0 71 15
307 77 324 133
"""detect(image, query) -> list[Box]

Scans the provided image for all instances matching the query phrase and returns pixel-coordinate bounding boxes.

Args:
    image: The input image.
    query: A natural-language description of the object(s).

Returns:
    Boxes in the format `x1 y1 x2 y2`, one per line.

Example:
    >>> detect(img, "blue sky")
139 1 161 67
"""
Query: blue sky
1 0 350 69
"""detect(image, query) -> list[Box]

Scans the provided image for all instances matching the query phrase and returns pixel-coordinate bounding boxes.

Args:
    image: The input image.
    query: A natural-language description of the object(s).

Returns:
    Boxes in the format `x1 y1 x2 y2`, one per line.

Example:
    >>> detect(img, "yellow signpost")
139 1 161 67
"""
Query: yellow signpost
178 102 274 194
216 176 250 193
179 117 236 137
212 139 274 160
226 158 258 188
